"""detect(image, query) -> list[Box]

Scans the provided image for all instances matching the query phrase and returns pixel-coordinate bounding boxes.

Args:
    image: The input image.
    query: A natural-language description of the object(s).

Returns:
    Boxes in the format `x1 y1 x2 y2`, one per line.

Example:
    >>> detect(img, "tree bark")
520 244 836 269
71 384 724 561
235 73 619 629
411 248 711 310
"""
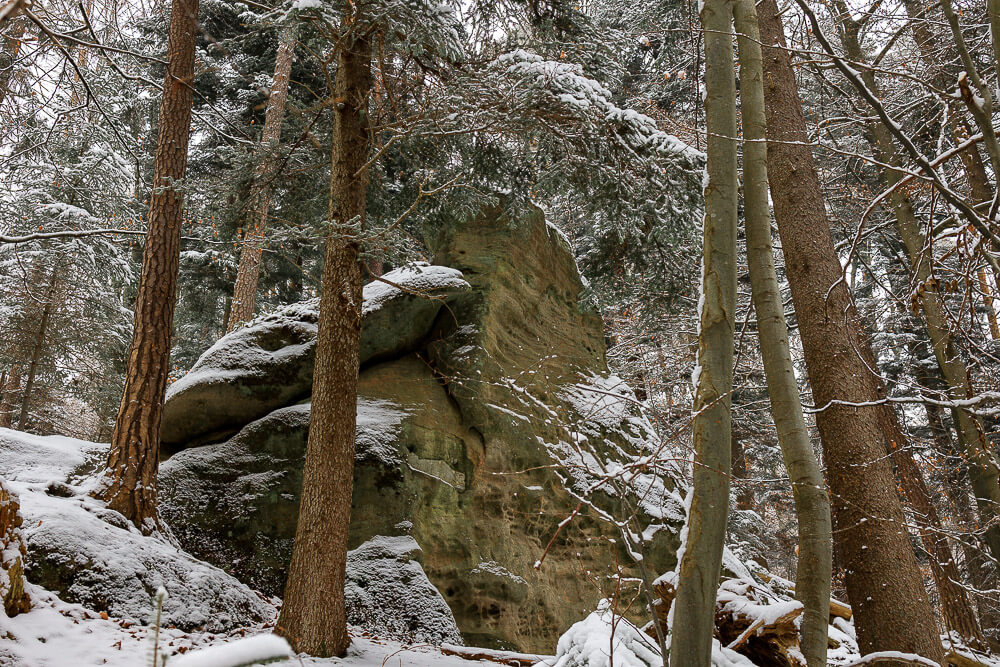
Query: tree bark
226 25 296 331
274 25 371 658
0 17 25 110
734 1 832 662
757 0 944 661
17 267 59 430
831 4 1000 569
96 0 199 533
668 0 737 661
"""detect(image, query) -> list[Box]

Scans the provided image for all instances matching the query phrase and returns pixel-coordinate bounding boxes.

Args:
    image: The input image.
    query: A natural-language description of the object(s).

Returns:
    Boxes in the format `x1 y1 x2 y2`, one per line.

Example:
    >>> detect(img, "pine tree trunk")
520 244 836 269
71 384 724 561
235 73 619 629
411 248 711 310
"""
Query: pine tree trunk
226 25 296 331
275 25 371 658
831 10 1000 570
734 1 832 662
0 366 20 428
757 0 944 661
668 0 737 661
0 17 25 110
18 268 59 430
97 0 199 533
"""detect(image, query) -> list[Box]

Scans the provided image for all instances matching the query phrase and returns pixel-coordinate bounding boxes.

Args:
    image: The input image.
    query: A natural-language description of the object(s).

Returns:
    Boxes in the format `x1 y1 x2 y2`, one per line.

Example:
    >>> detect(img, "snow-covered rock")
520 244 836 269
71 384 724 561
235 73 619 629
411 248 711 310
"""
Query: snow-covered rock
159 203 686 652
345 535 462 645
0 429 275 632
160 264 469 449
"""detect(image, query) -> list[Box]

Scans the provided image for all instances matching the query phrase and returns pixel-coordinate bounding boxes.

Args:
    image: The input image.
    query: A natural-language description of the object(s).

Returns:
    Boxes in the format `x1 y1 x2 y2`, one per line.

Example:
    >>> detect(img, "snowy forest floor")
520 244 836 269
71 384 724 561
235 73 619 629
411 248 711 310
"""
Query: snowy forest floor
2 427 999 667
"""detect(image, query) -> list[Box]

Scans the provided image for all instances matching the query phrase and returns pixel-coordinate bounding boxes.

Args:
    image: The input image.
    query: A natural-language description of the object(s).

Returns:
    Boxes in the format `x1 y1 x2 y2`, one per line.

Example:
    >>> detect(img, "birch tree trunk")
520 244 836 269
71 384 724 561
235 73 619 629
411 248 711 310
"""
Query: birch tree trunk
668 0 737 661
757 0 944 660
96 0 199 533
733 2 831 662
226 25 296 331
275 22 371 658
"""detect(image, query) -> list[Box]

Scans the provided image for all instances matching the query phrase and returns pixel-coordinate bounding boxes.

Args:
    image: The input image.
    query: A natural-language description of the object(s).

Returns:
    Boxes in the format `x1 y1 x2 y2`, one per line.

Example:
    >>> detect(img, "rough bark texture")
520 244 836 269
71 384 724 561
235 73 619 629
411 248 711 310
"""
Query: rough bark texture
17 267 58 429
274 27 371 658
226 25 296 331
734 1 832 662
668 0 737 662
0 477 29 616
834 3 1000 568
97 0 199 533
757 0 944 661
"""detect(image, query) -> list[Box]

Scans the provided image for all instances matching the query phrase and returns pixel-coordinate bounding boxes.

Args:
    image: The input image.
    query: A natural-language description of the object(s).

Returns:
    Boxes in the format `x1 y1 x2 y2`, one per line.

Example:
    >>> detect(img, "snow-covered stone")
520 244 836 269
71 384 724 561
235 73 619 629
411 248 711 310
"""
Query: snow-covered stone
345 535 462 645
0 430 275 632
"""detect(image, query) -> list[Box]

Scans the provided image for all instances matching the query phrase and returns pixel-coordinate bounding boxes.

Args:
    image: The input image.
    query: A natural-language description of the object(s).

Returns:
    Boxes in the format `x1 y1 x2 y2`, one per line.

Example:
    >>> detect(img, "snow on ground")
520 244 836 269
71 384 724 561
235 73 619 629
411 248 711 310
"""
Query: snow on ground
0 586 504 667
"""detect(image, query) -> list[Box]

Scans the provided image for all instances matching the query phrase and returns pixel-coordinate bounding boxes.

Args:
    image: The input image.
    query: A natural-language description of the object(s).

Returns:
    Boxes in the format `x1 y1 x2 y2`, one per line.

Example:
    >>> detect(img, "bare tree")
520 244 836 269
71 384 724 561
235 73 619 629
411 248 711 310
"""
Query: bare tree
757 0 945 660
226 24 296 332
667 0 738 661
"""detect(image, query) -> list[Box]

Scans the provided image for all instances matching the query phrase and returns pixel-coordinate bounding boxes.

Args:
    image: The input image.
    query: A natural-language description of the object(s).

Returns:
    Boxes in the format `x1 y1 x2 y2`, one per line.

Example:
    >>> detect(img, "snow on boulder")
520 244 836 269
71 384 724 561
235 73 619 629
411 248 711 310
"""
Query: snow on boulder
159 398 410 596
545 599 757 667
0 430 275 632
345 535 462 645
160 264 469 449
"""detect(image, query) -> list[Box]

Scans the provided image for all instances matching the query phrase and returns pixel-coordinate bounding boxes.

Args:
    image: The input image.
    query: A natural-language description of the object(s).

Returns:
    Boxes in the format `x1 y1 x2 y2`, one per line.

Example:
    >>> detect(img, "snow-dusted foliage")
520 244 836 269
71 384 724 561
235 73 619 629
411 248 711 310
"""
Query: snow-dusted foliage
345 535 462 645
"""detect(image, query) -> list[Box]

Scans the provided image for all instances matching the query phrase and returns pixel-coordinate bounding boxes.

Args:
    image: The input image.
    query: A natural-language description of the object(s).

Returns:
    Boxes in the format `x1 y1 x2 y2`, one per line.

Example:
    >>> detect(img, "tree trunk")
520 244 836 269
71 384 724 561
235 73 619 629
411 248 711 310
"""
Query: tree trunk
96 0 199 533
274 26 371 658
757 0 944 661
734 1 832 662
18 268 59 430
0 366 21 428
832 6 1000 568
226 25 296 331
879 406 984 644
668 0 737 661
0 17 25 110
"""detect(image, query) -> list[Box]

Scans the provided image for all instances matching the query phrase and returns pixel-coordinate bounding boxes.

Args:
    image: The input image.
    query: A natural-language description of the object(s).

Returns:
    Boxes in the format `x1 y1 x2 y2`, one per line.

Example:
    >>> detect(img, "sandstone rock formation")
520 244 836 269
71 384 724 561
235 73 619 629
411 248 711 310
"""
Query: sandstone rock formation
159 202 684 651
1 478 29 617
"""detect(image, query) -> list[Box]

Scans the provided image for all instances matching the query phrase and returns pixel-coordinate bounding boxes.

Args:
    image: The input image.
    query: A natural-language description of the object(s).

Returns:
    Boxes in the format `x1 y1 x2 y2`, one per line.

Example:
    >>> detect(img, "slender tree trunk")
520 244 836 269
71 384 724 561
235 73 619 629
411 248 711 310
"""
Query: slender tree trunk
18 268 59 430
832 9 1000 567
0 17 25 109
96 0 199 533
878 407 984 644
731 431 754 512
275 25 371 658
668 0 737 661
734 2 832 662
757 0 944 661
0 366 20 428
226 25 296 331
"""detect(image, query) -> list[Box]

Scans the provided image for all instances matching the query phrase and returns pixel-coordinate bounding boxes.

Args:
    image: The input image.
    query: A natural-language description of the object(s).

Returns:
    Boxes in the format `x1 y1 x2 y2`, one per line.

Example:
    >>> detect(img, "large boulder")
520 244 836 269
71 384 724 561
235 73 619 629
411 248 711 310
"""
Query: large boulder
159 202 685 652
160 264 469 449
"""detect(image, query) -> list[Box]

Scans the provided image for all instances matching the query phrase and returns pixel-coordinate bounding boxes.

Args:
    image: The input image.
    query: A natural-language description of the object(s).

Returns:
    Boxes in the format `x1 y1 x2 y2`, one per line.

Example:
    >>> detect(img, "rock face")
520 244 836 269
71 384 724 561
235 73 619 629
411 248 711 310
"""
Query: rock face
160 265 470 449
1 478 30 617
159 203 684 652
345 535 462 645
